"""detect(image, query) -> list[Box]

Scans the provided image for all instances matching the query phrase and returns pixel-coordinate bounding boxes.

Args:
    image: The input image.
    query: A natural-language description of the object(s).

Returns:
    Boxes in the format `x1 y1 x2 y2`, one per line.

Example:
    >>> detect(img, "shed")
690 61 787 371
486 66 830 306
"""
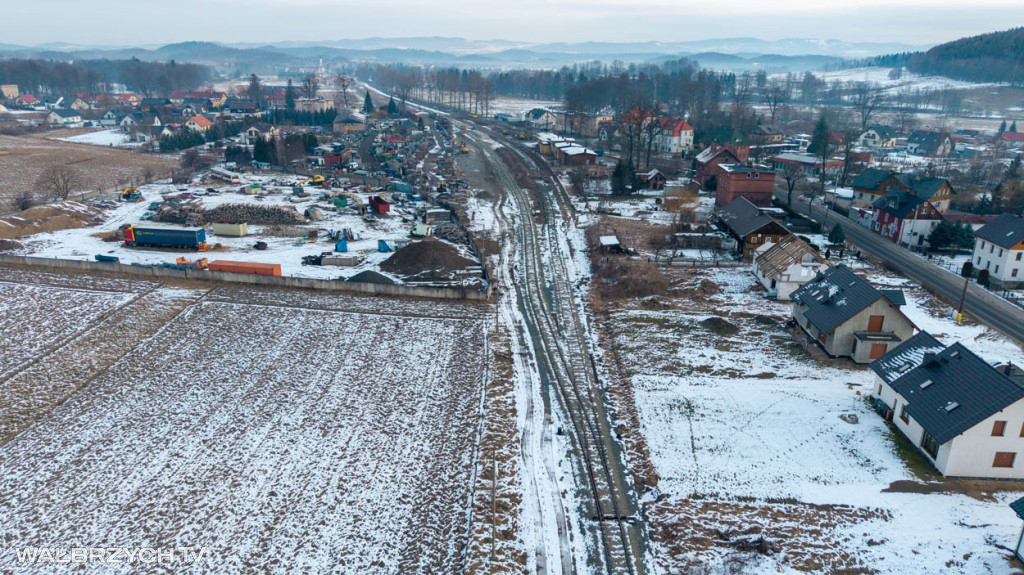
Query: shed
212 222 248 237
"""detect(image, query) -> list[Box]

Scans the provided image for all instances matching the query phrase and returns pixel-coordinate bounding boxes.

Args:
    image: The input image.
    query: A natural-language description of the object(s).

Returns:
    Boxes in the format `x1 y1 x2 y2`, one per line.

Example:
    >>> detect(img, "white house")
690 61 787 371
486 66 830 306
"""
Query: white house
753 234 829 301
972 214 1024 287
47 109 82 125
652 118 695 154
870 332 1024 479
857 125 899 149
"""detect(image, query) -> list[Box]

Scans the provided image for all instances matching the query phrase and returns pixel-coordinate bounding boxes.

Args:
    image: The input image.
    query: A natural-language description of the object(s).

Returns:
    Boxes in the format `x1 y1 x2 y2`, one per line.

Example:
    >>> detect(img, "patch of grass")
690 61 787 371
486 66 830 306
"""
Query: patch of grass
882 421 943 482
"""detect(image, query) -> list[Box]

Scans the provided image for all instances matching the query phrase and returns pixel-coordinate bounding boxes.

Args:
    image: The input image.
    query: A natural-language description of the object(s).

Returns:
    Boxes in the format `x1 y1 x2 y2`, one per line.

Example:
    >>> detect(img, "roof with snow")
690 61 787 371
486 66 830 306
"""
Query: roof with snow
791 264 908 334
599 235 620 247
975 213 1024 249
870 331 944 384
888 342 1024 444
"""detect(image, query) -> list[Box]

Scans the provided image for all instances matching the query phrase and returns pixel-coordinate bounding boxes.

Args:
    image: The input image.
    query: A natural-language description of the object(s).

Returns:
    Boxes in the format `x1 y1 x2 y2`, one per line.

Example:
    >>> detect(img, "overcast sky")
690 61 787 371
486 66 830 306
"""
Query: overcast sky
3 0 1023 47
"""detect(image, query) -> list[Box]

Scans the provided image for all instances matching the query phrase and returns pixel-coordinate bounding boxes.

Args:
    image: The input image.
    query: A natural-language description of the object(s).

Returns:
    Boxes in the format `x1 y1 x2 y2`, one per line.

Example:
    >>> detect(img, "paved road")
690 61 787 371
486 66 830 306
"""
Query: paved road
778 189 1024 345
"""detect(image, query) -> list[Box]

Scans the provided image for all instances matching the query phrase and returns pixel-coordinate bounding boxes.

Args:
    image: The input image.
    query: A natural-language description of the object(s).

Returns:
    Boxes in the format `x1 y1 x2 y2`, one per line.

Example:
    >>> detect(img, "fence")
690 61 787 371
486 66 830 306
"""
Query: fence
0 254 492 302
650 256 745 268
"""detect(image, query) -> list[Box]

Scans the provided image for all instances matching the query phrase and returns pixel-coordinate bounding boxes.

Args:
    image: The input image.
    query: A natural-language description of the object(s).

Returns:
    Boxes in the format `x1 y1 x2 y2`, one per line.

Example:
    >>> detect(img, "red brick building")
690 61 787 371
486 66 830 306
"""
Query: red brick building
695 143 748 190
715 163 776 207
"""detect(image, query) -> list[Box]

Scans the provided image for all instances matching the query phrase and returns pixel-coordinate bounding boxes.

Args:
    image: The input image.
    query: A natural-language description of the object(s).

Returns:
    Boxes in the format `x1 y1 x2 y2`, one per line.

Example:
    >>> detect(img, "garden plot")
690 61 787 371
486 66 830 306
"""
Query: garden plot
605 266 1024 574
0 293 489 574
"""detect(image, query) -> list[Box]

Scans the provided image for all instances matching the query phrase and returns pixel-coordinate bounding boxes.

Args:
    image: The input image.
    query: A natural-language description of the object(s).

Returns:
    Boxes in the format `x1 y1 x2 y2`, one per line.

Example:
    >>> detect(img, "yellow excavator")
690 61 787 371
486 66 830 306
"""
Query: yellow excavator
299 175 326 186
120 186 142 201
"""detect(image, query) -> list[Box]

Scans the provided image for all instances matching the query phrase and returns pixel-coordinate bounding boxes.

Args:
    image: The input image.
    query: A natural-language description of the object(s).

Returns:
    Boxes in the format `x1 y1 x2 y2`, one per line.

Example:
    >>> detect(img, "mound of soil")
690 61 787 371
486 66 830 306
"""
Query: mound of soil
700 316 738 337
0 238 24 251
0 201 104 240
347 270 395 285
380 240 477 281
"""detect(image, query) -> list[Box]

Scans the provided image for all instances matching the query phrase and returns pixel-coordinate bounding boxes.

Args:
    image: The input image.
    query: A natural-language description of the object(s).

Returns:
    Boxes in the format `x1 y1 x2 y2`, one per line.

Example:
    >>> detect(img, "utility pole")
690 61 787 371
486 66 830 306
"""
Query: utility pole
957 275 969 324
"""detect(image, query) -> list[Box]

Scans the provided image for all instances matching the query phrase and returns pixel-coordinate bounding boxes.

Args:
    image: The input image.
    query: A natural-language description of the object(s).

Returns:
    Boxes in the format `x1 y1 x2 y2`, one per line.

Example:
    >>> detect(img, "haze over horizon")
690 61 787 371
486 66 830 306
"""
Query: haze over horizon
3 0 1024 49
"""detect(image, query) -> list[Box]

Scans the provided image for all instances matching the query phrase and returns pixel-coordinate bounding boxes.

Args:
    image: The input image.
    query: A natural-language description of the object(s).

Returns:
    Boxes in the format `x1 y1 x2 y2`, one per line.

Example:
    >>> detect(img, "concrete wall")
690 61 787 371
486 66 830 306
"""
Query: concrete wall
0 255 492 302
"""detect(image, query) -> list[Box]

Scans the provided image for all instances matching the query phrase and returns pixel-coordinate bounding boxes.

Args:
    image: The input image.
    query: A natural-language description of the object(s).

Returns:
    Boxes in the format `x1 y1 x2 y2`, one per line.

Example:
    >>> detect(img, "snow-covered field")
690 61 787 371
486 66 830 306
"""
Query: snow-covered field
489 97 562 119
606 264 1024 574
54 128 137 148
813 67 1006 95
0 270 491 573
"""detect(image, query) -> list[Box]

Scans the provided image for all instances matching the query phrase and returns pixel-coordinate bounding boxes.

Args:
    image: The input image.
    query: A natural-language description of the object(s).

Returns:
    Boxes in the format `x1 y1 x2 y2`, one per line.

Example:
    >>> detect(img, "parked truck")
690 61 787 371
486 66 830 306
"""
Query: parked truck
123 225 209 250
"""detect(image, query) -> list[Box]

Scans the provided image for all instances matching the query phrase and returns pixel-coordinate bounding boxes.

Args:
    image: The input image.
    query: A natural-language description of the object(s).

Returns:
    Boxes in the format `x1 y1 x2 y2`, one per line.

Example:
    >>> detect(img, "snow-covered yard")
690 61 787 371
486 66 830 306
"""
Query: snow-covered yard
605 265 1024 574
53 128 137 148
0 272 491 573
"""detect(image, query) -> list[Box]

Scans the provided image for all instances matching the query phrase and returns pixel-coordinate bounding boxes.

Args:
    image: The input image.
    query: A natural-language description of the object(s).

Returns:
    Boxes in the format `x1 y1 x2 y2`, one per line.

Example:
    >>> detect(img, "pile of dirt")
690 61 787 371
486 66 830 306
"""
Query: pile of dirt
380 240 477 281
674 278 722 300
0 238 24 251
347 270 395 285
700 316 739 337
0 202 104 240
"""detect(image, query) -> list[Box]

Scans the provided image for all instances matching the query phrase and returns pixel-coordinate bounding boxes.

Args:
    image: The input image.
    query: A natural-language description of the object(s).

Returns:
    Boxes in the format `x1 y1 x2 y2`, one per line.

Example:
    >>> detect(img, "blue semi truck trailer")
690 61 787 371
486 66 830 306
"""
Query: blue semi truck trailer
123 226 209 250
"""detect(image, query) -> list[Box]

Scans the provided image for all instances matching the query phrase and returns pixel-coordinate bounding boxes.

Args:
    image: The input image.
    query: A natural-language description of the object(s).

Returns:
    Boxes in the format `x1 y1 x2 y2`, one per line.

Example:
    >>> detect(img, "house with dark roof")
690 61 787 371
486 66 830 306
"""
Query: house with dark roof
857 124 898 149
715 197 789 260
791 264 915 363
753 234 829 300
46 108 82 125
695 143 748 190
972 214 1024 287
869 191 944 247
851 168 956 212
894 173 956 213
1010 496 1024 560
907 130 953 157
870 335 1024 479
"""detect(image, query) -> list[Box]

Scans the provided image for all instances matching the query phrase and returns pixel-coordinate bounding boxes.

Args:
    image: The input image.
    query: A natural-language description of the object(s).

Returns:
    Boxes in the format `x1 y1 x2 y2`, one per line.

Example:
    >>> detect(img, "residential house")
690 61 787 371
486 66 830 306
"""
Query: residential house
716 196 790 259
180 99 211 117
120 112 162 133
47 108 82 125
41 96 64 110
67 96 92 112
791 264 915 362
170 90 227 108
225 98 261 115
117 94 141 107
695 143 748 190
851 168 956 212
771 152 844 180
870 334 1024 479
652 118 695 154
753 234 829 300
972 214 1024 287
896 173 957 213
0 84 19 100
245 123 280 144
944 212 997 232
907 130 953 156
100 109 127 127
715 163 776 208
557 112 612 138
1000 132 1024 149
857 125 899 149
139 97 172 111
750 123 787 145
869 191 944 248
15 94 39 108
526 108 557 130
560 145 598 166
185 115 214 132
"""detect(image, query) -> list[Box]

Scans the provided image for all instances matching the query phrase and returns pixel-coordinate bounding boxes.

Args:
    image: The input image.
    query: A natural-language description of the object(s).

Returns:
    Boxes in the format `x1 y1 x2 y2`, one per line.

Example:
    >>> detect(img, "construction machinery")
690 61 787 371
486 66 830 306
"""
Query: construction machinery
299 175 326 186
175 257 208 269
120 186 142 202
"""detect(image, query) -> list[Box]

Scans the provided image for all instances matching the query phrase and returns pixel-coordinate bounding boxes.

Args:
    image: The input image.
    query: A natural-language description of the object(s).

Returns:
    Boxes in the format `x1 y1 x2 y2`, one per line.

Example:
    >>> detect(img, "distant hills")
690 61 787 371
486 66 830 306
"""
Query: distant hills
0 36 931 74
904 27 1024 85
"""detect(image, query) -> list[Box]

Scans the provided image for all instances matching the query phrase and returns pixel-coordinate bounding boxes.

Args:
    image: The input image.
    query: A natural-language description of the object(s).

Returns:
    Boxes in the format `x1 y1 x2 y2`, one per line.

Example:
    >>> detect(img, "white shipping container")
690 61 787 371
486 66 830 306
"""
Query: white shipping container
212 222 248 237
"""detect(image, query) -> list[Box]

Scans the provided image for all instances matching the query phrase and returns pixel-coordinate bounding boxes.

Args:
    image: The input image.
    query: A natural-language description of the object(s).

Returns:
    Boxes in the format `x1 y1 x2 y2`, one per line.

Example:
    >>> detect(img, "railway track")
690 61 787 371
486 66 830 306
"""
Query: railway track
467 130 644 575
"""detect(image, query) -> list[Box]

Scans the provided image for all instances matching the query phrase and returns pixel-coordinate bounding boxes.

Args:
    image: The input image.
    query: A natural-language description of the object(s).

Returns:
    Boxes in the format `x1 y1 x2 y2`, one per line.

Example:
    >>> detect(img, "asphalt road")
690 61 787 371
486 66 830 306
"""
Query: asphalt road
778 189 1024 345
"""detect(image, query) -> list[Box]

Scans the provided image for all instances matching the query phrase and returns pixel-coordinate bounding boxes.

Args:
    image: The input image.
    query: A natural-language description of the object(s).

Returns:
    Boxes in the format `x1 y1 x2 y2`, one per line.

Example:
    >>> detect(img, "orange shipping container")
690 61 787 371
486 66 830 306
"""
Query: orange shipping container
207 260 282 276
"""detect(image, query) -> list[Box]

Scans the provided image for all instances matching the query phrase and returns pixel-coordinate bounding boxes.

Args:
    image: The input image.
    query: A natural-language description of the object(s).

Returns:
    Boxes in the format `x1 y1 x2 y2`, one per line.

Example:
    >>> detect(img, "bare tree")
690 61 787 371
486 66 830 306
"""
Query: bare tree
851 81 883 130
36 165 78 201
642 117 664 169
334 74 352 109
764 79 789 123
301 75 320 100
780 165 805 207
13 191 36 211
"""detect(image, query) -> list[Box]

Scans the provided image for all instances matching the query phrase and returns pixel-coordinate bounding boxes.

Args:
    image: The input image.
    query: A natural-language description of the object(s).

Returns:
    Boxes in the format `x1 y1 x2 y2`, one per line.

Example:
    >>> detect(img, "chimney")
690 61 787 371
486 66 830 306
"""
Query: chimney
921 352 936 366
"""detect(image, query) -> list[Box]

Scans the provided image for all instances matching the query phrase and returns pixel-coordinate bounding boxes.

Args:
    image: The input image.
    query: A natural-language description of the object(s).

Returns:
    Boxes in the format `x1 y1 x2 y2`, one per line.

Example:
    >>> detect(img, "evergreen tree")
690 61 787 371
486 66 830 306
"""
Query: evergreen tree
247 73 264 108
363 91 374 114
808 115 831 199
285 79 296 112
828 223 846 245
1012 121 1018 133
999 119 1008 135
387 96 399 115
610 161 633 196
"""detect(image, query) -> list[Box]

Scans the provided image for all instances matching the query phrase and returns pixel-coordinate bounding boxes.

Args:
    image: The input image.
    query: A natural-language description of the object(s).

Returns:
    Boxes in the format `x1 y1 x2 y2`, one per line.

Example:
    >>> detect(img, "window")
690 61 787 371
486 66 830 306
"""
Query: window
1019 421 1024 437
1017 252 1022 261
991 245 995 253
993 420 1007 436
1014 269 1019 278
1000 249 1004 257
899 404 910 424
994 452 1016 468
996 265 1000 274
977 256 981 265
921 431 939 459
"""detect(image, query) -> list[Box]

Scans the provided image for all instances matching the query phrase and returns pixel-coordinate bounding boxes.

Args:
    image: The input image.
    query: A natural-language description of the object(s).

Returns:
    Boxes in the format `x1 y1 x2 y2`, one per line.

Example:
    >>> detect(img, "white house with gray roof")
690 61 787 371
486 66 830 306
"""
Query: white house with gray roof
972 214 1024 287
870 333 1024 479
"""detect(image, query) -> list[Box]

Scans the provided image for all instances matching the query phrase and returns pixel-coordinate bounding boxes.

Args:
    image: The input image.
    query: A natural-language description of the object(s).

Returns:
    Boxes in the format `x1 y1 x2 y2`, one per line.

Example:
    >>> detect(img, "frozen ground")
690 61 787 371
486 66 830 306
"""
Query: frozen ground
489 97 562 119
812 67 1007 95
0 269 492 573
605 264 1024 574
8 171 477 282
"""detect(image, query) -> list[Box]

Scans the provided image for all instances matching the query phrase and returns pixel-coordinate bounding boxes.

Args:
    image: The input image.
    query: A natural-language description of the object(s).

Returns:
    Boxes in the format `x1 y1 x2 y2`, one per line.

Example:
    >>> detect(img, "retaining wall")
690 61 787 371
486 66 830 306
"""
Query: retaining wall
0 255 492 302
